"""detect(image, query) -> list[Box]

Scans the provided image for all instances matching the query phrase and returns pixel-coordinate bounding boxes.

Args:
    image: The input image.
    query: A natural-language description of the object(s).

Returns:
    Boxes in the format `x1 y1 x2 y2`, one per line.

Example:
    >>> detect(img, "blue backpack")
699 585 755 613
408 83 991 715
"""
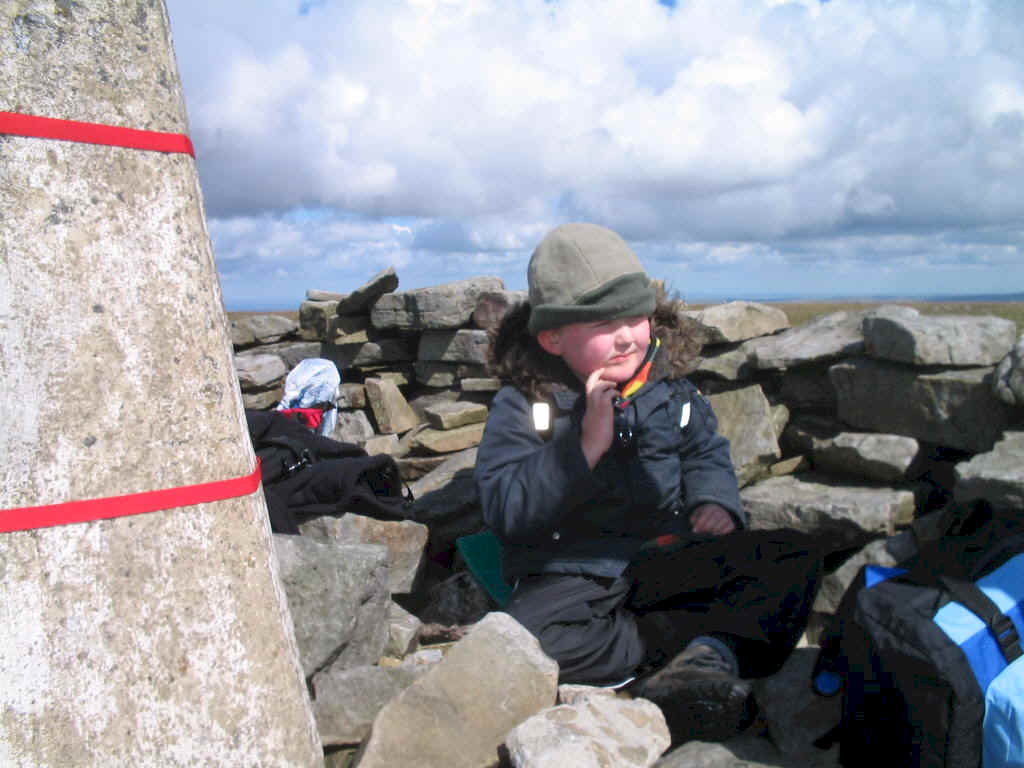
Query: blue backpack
813 510 1024 767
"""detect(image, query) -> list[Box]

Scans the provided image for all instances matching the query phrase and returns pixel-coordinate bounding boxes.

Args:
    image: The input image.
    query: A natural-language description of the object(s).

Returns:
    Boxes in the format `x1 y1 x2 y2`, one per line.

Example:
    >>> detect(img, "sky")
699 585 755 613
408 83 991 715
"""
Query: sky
164 0 1024 310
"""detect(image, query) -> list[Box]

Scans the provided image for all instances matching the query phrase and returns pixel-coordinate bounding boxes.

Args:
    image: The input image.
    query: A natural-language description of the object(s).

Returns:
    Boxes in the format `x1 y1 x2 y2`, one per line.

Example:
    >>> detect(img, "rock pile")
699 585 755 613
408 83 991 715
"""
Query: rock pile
232 271 1024 766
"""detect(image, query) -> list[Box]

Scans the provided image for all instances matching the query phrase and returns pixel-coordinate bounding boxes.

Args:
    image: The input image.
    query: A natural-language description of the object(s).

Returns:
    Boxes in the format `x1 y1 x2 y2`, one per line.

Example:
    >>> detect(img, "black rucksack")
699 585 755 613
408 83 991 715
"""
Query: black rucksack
245 409 412 534
812 507 1024 767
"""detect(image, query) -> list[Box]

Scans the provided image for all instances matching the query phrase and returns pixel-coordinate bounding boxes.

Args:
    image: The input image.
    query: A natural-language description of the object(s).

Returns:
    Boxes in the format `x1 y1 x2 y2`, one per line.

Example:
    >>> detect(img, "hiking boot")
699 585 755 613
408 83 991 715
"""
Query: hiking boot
625 642 756 745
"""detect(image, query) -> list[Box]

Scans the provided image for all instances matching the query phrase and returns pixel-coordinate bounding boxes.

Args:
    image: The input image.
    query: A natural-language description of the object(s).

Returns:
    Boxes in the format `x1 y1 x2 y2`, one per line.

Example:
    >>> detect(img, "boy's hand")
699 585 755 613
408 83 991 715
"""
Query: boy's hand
690 503 736 536
580 368 617 469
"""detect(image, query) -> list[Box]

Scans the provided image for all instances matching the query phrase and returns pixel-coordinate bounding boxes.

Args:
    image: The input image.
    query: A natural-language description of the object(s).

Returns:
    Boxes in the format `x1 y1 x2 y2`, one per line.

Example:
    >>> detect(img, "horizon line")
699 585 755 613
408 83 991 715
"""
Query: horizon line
225 290 1024 312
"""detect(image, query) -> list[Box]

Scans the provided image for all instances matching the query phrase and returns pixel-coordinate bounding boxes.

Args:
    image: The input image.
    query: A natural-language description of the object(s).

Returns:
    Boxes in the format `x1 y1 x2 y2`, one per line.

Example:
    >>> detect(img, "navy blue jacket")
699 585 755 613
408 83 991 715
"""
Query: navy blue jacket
474 362 744 580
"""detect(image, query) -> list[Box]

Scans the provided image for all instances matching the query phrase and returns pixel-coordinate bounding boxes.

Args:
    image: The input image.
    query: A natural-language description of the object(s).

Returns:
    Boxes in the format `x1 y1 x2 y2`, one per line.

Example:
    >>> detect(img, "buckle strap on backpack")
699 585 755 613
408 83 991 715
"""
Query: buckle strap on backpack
283 448 314 477
940 574 1023 663
258 436 318 480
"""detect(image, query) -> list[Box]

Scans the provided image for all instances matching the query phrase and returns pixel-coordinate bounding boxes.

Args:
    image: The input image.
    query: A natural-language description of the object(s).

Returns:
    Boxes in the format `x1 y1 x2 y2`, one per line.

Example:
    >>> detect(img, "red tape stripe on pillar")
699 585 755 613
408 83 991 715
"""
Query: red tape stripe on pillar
0 111 195 156
0 460 262 533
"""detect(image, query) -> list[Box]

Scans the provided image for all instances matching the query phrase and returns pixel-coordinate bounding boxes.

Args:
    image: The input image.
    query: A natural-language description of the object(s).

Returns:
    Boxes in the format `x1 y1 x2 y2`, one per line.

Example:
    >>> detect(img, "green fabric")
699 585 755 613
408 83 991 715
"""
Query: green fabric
528 272 656 334
527 223 656 334
456 530 513 608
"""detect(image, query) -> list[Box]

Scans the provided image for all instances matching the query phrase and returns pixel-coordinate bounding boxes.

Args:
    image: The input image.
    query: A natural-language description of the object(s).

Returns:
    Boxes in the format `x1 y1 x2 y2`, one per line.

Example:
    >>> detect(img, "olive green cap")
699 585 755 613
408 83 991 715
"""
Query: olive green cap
527 223 656 335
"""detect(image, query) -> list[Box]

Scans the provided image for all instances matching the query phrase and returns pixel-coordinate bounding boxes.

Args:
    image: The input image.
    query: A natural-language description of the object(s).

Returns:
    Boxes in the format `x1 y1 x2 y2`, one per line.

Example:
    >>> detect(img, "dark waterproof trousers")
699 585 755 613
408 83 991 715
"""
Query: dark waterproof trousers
504 529 823 685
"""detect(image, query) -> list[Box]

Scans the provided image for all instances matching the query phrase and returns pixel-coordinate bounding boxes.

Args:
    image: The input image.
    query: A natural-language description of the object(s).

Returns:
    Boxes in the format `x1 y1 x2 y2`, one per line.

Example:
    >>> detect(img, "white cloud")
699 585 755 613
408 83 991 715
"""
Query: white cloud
165 0 1024 306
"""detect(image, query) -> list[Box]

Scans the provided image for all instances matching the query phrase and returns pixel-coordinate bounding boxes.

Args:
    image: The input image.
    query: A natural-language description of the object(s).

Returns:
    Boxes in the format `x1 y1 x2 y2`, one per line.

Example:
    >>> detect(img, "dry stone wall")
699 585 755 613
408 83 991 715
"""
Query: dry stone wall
231 268 1024 766
234 273 1024 606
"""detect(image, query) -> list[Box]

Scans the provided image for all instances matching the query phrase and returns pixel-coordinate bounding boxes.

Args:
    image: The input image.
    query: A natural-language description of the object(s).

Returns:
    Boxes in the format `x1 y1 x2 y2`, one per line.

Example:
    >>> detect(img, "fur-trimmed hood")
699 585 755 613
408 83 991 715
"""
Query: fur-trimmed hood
487 291 707 402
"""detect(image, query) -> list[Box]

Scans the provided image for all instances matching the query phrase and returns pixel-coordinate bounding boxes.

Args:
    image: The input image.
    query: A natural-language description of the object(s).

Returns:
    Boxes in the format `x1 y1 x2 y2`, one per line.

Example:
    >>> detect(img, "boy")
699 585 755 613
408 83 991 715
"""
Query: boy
474 223 820 745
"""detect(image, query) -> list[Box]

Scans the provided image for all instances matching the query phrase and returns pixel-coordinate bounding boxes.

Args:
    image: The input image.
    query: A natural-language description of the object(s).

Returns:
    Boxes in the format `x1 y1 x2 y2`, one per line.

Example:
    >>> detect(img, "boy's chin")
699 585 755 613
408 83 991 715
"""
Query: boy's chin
591 363 636 383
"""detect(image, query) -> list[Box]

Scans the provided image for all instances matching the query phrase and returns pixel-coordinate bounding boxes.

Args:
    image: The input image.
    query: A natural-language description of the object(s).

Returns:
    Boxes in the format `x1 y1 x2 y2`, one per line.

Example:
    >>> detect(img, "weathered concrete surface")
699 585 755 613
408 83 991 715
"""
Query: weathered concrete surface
0 2 321 765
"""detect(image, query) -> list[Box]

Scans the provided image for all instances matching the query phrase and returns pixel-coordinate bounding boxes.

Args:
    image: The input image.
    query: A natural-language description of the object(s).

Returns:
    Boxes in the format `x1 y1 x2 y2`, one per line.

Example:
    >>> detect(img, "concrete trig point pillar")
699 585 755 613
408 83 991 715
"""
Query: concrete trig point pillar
0 2 322 765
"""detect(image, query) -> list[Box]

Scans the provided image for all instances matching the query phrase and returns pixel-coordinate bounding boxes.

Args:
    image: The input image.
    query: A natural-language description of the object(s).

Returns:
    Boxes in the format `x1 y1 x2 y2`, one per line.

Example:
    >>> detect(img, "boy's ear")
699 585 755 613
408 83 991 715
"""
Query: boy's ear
536 328 562 356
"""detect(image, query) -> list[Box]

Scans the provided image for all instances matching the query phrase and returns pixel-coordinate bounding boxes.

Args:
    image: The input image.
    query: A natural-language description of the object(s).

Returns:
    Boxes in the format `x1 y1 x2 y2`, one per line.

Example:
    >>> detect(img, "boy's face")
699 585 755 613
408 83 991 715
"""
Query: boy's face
537 316 651 383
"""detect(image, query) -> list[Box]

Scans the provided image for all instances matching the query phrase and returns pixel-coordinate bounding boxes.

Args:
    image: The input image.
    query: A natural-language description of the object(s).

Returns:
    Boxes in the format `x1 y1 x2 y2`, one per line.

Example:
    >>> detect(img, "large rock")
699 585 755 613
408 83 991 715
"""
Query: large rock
694 342 756 381
749 306 917 371
242 386 283 410
829 358 1014 453
418 570 494 626
260 340 324 369
311 664 421 746
364 377 421 434
338 383 368 409
473 289 527 331
506 695 670 767
994 335 1024 406
818 432 919 484
863 311 1017 366
397 454 450 481
424 401 489 430
307 289 346 301
418 329 490 364
384 600 423 658
685 301 790 344
409 448 479 522
409 422 487 454
235 352 287 389
371 276 505 330
336 266 399 316
354 612 559 768
321 337 417 369
808 536 901 639
298 514 429 594
363 433 402 456
749 310 870 371
740 474 914 542
234 313 299 344
231 319 257 348
778 364 837 412
953 431 1024 510
327 314 372 344
409 390 461 417
654 733 839 767
330 409 376 444
272 536 390 678
784 425 919 484
357 364 414 387
462 377 503 392
707 385 782 487
300 299 340 340
414 361 489 387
